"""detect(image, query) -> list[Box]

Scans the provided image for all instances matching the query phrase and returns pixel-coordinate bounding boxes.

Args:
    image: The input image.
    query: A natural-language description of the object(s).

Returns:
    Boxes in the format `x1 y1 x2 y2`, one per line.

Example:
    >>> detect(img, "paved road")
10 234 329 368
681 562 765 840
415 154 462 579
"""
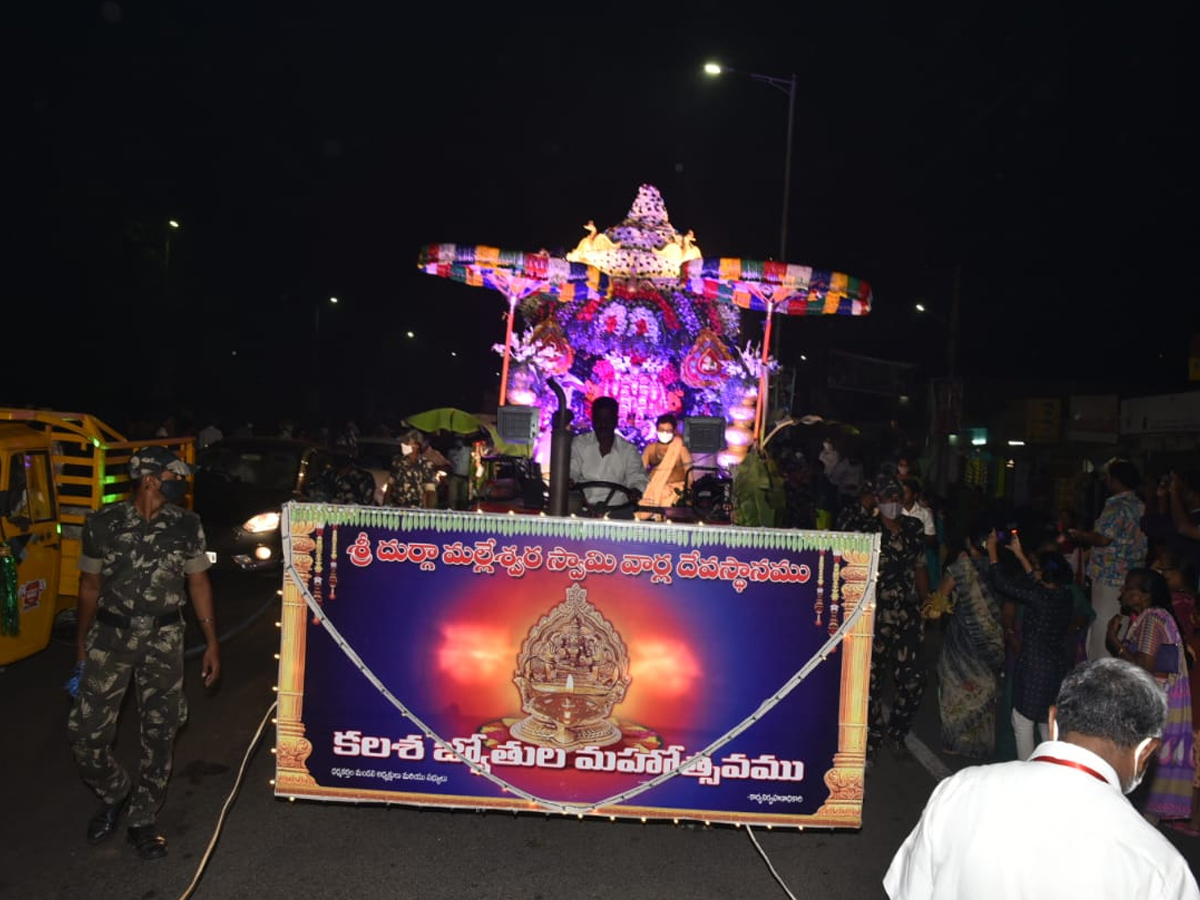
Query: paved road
2 570 1197 899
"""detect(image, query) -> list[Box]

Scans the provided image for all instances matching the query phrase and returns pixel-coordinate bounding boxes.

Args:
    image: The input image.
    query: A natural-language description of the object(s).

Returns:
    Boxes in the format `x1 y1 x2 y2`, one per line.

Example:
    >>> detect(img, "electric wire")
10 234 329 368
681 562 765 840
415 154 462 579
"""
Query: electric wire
175 699 277 900
745 825 800 900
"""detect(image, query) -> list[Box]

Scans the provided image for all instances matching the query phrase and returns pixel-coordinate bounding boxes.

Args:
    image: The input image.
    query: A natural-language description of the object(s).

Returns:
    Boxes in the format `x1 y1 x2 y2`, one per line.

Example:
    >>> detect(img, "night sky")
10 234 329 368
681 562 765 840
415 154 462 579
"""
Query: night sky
20 3 1198 429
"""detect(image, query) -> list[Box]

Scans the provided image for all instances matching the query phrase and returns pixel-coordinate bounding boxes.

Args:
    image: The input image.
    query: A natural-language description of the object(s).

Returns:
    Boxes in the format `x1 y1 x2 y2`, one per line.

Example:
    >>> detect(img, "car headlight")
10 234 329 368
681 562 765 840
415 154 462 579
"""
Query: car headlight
242 512 281 534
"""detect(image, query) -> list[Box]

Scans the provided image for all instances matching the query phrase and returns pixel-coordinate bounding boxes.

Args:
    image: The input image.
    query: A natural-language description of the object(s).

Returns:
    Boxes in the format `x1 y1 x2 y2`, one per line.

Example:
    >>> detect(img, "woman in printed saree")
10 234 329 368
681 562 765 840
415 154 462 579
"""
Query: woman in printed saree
928 534 1005 759
1108 566 1194 823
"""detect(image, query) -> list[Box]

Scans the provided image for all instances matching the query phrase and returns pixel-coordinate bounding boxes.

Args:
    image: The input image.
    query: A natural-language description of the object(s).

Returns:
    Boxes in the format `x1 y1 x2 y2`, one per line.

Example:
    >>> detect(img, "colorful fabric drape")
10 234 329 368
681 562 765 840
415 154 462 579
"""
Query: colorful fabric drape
417 243 612 404
680 256 872 441
681 257 872 316
418 244 611 303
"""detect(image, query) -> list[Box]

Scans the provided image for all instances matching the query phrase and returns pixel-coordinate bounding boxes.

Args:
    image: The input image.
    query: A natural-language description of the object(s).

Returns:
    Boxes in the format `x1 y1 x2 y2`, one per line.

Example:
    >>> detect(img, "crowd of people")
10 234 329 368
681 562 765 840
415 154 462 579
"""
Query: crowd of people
866 451 1200 896
831 448 1200 842
61 400 1200 894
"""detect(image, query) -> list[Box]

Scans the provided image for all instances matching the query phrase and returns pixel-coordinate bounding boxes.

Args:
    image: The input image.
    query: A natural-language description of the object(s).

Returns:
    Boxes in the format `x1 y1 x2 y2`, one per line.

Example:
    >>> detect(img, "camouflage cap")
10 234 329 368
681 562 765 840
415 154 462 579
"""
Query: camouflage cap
129 446 194 479
872 473 903 500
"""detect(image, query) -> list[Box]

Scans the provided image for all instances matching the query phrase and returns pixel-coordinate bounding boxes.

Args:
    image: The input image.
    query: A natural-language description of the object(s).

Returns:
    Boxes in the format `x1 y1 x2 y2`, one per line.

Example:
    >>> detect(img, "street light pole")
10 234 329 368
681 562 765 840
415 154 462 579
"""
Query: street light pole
703 63 797 409
165 219 180 295
914 266 964 496
757 71 797 265
315 296 339 348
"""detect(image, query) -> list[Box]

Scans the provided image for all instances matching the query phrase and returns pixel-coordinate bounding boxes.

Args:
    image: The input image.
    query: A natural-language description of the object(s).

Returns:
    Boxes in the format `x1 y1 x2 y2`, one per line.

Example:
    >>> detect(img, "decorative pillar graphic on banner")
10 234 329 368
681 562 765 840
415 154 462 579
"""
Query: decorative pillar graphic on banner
820 546 872 820
277 515 319 790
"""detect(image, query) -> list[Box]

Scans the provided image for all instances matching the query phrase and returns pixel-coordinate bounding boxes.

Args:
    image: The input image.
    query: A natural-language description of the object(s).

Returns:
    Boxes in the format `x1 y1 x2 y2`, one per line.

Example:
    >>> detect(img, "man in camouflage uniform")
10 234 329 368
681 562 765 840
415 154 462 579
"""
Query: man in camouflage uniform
311 453 377 505
385 429 437 508
66 446 219 860
835 481 877 532
842 474 930 765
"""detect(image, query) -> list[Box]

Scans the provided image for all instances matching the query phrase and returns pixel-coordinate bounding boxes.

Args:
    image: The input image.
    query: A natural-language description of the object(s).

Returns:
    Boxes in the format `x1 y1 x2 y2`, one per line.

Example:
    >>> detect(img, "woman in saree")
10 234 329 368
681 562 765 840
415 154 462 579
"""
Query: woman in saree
1107 566 1194 824
928 533 1006 758
640 414 692 511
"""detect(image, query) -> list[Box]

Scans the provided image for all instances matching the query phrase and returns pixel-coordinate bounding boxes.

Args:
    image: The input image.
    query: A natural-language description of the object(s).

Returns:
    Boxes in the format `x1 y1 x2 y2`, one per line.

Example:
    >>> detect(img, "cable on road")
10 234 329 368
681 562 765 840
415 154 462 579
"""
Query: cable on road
745 825 800 900
176 699 277 900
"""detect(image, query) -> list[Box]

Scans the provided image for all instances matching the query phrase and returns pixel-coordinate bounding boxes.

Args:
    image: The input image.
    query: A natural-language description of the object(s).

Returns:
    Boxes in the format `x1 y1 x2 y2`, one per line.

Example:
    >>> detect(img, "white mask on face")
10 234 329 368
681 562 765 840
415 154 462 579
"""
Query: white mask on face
1124 736 1155 794
657 431 674 444
400 443 414 456
878 501 902 520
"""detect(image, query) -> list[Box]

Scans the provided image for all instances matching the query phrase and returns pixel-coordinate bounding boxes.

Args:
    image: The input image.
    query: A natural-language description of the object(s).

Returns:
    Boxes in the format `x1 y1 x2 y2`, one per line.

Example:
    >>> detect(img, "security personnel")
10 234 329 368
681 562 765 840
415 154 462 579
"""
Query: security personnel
66 446 219 860
312 452 378 505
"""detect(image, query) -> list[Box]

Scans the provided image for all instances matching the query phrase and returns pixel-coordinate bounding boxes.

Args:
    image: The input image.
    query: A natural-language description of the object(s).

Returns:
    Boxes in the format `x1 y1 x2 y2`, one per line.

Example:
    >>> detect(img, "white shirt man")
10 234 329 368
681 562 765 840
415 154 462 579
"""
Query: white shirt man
901 479 936 540
884 659 1200 900
569 398 648 507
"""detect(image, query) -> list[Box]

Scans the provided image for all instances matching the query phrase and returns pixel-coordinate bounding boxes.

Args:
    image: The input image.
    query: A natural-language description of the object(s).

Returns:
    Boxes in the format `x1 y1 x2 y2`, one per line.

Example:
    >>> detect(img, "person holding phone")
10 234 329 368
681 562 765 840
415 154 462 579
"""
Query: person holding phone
987 529 1074 760
1071 458 1147 661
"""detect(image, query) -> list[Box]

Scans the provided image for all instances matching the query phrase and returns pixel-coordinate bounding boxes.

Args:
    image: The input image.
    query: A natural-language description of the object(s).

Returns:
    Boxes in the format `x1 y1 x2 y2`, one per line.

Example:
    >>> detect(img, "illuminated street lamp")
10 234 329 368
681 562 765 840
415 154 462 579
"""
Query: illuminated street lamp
914 301 949 327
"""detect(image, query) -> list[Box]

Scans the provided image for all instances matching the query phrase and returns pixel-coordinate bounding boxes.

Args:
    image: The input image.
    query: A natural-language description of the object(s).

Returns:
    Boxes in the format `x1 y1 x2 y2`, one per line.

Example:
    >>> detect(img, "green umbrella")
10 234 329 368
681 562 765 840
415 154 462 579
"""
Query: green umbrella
403 408 485 436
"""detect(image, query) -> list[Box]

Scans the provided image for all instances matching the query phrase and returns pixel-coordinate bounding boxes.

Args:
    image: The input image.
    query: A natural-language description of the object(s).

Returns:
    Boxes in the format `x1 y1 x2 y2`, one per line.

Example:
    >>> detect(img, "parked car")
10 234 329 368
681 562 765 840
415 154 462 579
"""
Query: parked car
193 437 332 572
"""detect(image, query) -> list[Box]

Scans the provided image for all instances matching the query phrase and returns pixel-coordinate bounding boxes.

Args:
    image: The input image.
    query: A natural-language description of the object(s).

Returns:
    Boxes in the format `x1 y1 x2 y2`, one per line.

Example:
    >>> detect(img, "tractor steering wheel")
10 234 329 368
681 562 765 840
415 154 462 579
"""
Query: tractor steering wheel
570 481 640 517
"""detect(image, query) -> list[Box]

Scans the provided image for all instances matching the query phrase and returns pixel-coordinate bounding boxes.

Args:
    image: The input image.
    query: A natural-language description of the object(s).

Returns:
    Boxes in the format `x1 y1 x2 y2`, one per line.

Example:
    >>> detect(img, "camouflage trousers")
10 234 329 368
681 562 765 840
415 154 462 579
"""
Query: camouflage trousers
868 592 926 751
67 619 188 828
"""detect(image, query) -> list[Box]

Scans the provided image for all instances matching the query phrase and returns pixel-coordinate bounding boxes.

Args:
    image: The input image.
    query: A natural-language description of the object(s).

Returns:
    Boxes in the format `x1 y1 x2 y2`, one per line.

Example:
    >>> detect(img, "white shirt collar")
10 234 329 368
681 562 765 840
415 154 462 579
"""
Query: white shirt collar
1029 739 1122 791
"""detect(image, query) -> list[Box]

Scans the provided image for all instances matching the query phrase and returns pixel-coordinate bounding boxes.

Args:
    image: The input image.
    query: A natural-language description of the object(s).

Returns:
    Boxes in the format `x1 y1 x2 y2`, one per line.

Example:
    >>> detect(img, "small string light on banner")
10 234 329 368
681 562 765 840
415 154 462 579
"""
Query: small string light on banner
329 526 339 601
813 549 825 626
827 554 843 646
311 525 324 624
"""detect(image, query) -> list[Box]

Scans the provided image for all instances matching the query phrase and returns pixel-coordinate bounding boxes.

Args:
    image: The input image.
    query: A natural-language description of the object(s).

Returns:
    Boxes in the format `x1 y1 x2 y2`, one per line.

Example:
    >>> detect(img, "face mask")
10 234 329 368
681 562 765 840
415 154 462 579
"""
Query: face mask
400 443 414 456
1124 736 1155 794
878 501 902 520
657 431 674 444
158 477 187 502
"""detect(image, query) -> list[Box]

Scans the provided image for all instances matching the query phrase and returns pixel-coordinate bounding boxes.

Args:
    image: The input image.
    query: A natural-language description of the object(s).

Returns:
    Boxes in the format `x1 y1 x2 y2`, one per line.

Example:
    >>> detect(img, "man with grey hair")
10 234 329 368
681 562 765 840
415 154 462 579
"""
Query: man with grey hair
884 658 1199 899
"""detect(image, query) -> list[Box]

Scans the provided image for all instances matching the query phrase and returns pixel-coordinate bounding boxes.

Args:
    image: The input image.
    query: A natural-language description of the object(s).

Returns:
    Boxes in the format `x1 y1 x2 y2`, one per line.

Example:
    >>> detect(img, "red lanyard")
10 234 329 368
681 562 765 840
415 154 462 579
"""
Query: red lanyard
1031 755 1110 785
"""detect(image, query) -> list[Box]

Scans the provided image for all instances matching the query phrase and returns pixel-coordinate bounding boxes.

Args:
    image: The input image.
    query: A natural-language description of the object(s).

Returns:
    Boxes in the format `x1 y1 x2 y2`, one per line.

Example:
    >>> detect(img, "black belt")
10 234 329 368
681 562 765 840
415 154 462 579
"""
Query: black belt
95 608 182 630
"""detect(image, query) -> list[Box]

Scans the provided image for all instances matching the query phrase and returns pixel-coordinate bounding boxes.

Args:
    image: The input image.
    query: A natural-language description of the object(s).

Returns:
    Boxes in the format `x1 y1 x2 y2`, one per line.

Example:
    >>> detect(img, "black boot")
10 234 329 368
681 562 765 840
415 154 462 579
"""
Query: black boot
85 794 129 844
127 824 168 860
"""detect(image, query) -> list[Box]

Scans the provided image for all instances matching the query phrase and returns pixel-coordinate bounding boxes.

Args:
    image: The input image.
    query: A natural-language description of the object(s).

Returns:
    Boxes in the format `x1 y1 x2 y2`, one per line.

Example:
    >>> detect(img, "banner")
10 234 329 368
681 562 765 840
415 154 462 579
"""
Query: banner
275 504 879 828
